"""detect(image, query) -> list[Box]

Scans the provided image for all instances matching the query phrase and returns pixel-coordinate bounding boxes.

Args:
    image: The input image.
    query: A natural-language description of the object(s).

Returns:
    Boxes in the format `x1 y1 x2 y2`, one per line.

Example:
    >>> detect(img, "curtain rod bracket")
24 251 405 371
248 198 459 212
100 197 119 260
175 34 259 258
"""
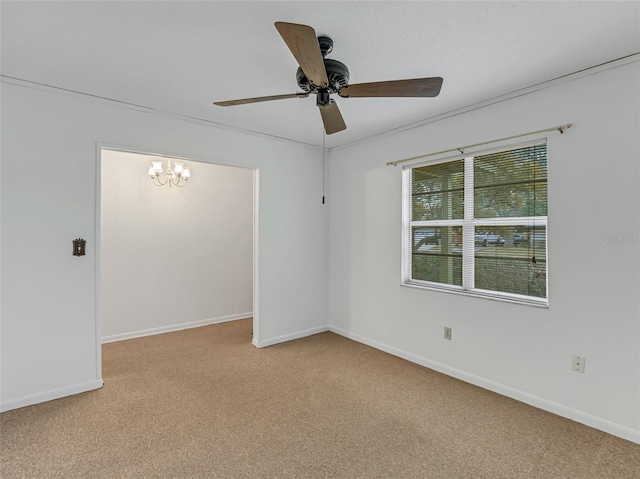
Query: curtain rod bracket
558 123 573 134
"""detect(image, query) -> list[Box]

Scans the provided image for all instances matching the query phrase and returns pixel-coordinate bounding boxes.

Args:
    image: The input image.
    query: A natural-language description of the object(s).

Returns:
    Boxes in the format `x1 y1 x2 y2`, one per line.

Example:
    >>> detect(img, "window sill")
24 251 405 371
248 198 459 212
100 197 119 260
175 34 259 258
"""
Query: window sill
401 281 549 308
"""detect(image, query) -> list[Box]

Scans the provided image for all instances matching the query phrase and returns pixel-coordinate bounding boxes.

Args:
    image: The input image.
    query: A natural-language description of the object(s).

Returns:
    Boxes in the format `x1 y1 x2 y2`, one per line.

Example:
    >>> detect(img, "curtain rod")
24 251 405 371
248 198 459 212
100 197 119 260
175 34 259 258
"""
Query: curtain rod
386 123 573 166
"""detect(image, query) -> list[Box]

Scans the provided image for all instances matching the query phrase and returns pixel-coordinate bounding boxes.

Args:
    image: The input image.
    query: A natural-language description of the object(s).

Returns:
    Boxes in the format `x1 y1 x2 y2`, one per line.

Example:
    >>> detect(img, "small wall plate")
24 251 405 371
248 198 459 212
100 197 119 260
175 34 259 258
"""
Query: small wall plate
73 238 86 256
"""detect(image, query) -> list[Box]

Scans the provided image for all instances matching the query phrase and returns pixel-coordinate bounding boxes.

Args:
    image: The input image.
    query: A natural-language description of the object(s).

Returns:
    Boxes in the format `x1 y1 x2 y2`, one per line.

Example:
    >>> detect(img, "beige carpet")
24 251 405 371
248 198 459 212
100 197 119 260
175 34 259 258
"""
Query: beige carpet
1 318 639 478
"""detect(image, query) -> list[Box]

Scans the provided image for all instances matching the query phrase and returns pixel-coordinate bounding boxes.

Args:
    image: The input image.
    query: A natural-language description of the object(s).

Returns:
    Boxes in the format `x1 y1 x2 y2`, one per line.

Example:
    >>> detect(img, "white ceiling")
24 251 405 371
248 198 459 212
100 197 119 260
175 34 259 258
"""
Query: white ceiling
2 1 639 149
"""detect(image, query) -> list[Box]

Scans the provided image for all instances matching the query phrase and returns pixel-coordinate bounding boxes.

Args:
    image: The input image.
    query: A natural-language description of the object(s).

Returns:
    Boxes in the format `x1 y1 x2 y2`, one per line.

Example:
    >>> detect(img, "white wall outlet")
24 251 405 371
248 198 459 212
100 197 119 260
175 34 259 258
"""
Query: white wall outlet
572 355 586 373
444 327 452 340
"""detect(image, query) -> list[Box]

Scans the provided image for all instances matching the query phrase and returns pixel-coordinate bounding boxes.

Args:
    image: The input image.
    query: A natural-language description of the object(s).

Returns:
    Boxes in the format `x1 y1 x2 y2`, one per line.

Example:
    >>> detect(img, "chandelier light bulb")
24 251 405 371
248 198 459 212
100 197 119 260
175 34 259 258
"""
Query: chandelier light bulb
152 161 163 174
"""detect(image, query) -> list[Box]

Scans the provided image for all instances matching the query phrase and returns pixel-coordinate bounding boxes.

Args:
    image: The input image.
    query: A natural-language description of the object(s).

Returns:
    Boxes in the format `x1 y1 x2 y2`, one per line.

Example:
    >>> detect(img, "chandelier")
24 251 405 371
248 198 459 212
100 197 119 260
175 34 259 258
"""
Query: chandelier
148 159 191 187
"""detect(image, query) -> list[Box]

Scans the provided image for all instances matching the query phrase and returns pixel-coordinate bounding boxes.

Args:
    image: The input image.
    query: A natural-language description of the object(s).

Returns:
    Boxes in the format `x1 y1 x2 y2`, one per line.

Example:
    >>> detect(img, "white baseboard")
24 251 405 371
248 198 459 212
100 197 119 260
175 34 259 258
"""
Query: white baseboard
255 325 330 348
0 379 104 413
101 313 253 344
329 325 640 445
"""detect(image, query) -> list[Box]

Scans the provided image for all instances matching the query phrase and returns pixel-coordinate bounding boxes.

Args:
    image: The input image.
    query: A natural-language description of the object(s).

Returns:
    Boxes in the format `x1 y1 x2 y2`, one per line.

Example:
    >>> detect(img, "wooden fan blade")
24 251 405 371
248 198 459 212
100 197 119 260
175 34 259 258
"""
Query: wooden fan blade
319 101 346 135
214 92 309 107
275 22 328 88
339 77 443 98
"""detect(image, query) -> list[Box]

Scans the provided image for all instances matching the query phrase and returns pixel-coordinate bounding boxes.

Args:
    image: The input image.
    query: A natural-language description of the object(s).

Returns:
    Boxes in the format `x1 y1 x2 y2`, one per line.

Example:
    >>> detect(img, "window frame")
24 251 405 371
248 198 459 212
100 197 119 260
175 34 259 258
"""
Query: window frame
401 140 549 307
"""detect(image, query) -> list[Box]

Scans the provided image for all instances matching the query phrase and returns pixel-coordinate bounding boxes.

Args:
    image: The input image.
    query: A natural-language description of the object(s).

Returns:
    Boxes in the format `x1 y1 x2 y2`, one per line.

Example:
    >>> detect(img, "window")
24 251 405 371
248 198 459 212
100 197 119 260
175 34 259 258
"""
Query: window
402 141 548 306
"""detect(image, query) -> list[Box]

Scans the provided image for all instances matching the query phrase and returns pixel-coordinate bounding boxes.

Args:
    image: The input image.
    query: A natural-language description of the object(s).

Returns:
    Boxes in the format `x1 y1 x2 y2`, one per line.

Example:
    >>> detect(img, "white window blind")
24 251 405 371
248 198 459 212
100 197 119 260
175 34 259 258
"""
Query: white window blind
402 141 548 306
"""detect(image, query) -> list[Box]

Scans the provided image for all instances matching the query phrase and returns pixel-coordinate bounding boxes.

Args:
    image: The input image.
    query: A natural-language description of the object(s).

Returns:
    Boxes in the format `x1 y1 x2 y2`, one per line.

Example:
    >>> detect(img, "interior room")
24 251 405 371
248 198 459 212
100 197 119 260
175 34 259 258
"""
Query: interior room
1 1 639 477
100 149 254 343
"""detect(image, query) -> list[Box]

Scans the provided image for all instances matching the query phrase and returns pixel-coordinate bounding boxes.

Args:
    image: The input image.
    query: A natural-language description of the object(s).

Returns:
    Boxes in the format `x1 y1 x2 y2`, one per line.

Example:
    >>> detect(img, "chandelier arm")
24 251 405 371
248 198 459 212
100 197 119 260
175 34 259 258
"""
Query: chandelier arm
153 175 168 186
175 175 190 187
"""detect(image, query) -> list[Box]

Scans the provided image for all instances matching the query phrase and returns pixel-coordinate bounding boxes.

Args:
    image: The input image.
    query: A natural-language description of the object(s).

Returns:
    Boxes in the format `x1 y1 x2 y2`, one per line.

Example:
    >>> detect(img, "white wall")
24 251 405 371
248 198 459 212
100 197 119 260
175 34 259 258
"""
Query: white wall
0 81 329 411
100 150 253 341
328 62 640 442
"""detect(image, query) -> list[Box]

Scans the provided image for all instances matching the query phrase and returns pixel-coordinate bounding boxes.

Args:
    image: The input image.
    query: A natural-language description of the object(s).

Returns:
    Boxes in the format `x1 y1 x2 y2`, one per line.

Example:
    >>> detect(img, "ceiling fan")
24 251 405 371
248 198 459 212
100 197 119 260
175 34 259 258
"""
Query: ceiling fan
214 22 443 135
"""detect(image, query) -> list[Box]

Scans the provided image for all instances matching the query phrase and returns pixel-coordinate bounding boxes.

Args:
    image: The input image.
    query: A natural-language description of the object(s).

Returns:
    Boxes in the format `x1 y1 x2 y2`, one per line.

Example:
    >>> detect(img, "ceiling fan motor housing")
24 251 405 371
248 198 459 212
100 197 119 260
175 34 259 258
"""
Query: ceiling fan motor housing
297 59 350 93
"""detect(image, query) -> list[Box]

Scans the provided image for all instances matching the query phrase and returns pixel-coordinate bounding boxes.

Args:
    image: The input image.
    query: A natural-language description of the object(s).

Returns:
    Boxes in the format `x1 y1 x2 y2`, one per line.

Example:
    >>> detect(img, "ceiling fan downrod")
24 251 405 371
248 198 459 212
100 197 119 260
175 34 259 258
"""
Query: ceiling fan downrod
317 36 333 57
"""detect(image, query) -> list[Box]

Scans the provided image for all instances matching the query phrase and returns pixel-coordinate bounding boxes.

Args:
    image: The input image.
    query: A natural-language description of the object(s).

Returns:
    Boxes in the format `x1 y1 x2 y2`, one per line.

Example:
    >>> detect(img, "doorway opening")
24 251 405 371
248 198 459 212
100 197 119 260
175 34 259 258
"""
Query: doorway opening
96 147 259 374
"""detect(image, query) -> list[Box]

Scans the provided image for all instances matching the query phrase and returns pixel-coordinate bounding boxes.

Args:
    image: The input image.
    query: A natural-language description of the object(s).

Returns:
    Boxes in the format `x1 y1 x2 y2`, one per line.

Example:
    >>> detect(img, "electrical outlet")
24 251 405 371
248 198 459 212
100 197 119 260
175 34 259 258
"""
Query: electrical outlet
444 327 452 340
572 355 586 373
